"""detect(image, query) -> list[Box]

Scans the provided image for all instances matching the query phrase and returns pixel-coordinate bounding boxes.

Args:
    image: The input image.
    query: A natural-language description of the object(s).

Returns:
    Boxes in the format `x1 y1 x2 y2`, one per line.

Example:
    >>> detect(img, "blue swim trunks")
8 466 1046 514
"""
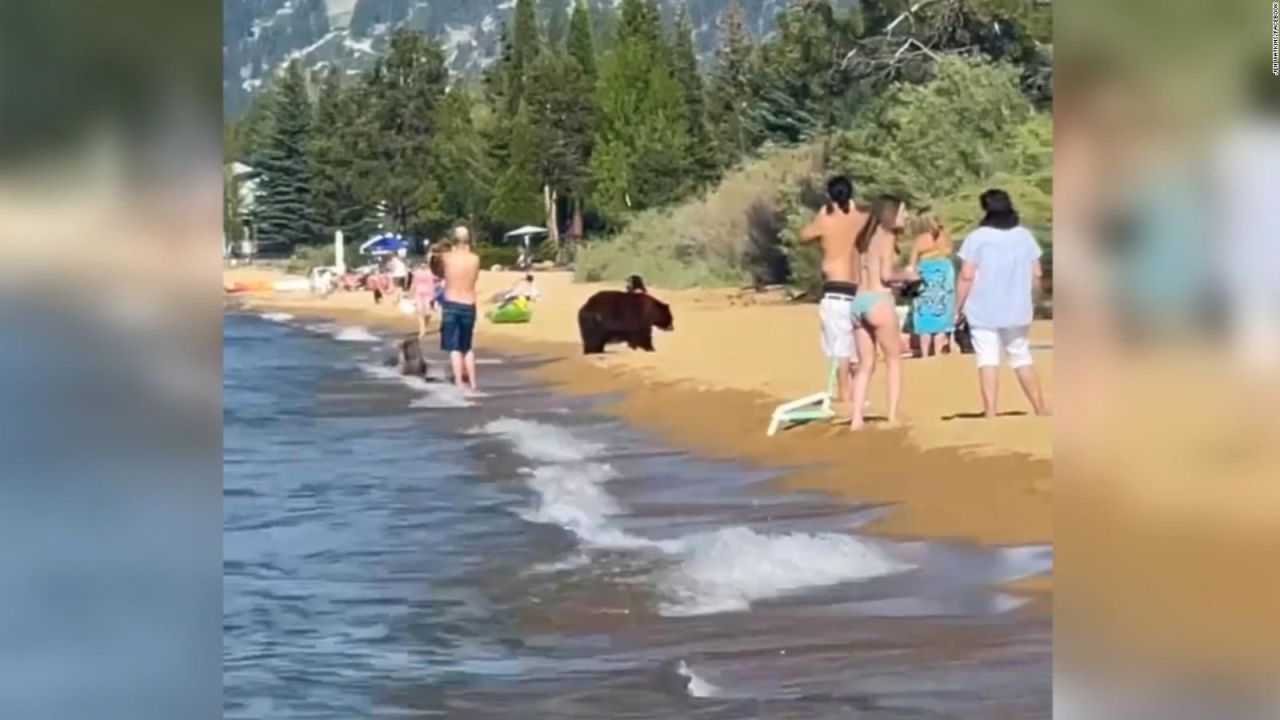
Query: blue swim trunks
440 299 477 353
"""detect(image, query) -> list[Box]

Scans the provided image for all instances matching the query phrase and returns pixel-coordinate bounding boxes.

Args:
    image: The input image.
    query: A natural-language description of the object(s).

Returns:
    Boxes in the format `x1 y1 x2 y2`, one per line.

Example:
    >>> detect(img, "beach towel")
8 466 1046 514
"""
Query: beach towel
911 257 956 335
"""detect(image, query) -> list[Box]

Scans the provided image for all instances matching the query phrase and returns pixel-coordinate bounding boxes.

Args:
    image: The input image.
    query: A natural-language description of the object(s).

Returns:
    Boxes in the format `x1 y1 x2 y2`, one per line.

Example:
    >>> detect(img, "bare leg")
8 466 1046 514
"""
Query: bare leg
1014 365 1049 415
849 326 877 430
835 358 852 403
869 303 904 425
979 367 999 417
418 314 428 339
450 351 466 388
464 351 478 391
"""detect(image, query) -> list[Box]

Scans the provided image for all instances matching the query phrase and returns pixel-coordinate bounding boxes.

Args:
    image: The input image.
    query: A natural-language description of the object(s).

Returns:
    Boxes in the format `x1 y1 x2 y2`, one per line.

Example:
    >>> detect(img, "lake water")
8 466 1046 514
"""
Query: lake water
223 312 1052 719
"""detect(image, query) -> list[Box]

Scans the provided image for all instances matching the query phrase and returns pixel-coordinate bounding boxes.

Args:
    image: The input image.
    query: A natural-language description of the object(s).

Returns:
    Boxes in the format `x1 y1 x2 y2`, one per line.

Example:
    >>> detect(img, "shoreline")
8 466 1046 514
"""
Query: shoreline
225 268 1051 597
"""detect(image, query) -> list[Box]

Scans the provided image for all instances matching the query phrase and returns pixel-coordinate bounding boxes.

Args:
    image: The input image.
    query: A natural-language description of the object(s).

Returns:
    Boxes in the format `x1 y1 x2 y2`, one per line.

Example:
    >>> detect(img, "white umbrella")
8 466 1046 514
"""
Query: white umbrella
503 226 548 269
503 225 549 239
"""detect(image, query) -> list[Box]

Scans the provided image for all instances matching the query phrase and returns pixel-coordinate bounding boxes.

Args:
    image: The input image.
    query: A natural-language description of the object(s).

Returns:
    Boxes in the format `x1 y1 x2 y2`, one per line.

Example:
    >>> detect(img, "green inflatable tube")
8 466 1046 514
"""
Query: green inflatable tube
488 301 533 324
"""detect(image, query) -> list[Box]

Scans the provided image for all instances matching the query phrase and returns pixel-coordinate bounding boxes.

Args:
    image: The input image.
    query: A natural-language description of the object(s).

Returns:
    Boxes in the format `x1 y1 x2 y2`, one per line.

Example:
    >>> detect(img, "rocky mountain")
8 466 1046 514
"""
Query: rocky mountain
223 0 843 116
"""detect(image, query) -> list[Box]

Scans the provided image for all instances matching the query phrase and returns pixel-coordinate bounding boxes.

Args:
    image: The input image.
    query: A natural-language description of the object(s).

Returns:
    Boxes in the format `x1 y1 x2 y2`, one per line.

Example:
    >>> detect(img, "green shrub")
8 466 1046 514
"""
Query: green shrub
574 146 821 288
284 244 336 275
476 242 521 269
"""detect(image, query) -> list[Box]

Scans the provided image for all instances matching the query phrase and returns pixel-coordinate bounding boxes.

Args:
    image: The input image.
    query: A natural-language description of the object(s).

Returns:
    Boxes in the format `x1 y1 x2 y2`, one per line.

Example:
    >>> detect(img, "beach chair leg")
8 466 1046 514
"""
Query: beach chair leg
767 415 781 437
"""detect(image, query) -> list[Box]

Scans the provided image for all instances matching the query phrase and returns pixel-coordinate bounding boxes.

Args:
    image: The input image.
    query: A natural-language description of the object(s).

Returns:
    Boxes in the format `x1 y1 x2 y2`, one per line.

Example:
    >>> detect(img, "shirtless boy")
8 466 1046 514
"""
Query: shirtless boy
440 225 481 390
799 176 869 405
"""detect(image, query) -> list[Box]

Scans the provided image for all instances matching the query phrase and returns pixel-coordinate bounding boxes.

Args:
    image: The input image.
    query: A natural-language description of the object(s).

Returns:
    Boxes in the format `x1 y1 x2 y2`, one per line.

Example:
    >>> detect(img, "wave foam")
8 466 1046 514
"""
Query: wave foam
676 660 720 698
479 417 908 616
659 527 908 617
409 385 477 408
474 418 603 463
333 326 379 342
358 363 476 407
259 312 294 323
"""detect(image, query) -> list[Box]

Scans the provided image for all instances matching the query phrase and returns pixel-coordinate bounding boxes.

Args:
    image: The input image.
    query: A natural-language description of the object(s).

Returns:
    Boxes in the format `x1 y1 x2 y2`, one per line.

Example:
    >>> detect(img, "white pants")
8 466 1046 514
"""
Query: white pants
971 326 1033 369
819 294 859 362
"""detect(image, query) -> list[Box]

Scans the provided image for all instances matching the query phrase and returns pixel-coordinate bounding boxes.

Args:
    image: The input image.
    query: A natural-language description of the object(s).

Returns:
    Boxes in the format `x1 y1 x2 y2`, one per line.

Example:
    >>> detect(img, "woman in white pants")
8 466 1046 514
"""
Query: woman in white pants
954 189 1050 417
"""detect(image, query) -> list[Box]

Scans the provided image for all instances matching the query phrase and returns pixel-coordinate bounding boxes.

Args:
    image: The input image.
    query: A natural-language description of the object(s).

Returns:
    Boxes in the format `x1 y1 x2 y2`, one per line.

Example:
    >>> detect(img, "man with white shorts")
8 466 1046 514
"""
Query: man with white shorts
800 176 868 404
955 189 1050 417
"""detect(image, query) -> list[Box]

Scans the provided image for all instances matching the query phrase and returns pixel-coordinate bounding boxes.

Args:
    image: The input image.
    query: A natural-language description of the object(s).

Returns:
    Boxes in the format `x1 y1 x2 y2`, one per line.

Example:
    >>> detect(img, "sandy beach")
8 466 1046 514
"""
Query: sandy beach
226 266 1052 557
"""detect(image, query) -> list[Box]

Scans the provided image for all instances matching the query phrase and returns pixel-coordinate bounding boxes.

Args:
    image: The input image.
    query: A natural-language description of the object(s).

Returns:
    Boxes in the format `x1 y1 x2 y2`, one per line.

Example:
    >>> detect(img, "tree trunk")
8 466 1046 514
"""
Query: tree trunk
568 196 584 263
543 183 560 265
542 183 558 265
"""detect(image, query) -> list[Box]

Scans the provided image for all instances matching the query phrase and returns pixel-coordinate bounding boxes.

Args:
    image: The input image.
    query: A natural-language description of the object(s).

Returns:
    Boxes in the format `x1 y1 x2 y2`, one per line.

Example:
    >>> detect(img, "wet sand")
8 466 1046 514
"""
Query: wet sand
225 266 1051 569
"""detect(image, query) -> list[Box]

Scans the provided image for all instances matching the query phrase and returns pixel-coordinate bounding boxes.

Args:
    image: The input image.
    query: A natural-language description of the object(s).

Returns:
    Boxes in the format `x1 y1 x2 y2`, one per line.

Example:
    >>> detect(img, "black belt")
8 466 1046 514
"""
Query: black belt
822 281 858 298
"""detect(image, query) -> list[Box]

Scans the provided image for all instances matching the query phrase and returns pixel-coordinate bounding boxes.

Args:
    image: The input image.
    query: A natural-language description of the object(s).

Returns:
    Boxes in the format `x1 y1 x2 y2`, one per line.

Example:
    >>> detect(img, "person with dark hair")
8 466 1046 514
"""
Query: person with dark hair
798 175 869 406
848 194 908 429
955 189 1049 417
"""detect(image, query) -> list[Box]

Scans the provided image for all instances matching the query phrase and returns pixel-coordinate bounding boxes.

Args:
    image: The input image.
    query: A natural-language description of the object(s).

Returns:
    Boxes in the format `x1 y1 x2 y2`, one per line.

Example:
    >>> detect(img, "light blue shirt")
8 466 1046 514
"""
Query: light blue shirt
957 226 1042 329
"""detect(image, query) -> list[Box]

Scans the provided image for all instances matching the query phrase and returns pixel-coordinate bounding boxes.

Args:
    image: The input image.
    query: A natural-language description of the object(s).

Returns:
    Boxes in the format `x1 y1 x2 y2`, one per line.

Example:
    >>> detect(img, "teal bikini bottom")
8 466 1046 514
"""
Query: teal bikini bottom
850 290 892 319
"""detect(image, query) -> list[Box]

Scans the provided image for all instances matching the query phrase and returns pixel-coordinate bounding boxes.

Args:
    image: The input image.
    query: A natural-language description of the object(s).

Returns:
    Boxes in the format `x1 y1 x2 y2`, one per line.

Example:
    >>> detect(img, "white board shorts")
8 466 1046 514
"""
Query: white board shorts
819 294 859 362
971 326 1034 369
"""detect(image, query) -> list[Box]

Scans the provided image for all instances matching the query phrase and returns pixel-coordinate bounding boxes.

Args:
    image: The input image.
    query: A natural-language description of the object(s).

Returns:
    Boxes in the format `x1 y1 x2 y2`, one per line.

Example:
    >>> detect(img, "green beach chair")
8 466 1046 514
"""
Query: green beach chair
766 358 839 436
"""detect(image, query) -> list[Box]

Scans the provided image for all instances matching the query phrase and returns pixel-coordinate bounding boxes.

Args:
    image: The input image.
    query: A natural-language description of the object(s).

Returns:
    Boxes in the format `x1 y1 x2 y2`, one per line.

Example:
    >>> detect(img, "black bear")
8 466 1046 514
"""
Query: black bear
577 289 674 355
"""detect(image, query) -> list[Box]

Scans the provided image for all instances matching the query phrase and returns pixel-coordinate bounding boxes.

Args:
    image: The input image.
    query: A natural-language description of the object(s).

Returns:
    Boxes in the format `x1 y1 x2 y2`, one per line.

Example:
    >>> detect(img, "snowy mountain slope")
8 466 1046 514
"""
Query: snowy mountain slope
223 0 831 116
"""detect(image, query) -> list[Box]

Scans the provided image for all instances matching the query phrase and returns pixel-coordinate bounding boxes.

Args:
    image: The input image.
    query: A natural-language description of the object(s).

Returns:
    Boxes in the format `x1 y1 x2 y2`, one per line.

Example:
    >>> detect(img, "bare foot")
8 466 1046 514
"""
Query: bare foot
849 418 866 431
1036 407 1052 417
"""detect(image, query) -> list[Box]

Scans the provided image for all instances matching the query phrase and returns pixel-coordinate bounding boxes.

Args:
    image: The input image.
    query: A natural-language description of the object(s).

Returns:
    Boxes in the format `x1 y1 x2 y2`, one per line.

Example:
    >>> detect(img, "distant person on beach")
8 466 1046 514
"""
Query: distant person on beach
848 194 908 429
409 259 438 338
387 249 410 297
907 211 957 356
799 176 868 406
440 225 481 390
954 189 1049 417
498 274 541 305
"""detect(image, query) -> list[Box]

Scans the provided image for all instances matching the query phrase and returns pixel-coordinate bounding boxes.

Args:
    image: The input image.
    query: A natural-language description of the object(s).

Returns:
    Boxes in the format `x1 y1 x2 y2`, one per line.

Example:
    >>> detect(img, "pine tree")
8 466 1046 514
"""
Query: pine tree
525 53 595 259
509 0 542 110
748 0 862 145
567 0 596 80
671 3 717 188
706 0 754 165
565 0 598 243
432 84 493 226
542 0 570 50
310 67 377 242
486 22 519 116
360 30 450 237
588 0 617 54
487 108 544 228
590 2 689 221
250 60 321 248
616 0 662 49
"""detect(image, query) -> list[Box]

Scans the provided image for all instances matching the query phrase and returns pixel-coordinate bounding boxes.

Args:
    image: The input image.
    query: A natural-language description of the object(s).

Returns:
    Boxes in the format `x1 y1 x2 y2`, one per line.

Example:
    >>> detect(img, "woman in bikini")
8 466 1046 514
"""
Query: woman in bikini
849 194 908 430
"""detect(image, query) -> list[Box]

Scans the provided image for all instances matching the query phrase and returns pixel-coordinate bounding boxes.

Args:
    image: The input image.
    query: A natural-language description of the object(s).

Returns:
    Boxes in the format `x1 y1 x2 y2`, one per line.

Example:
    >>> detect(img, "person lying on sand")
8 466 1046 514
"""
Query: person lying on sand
440 225 481 390
799 175 868 407
495 274 541 307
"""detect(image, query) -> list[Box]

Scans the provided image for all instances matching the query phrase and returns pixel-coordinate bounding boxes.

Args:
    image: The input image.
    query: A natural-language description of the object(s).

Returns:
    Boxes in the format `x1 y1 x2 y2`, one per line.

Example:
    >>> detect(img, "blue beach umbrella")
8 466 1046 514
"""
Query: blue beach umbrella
359 233 408 257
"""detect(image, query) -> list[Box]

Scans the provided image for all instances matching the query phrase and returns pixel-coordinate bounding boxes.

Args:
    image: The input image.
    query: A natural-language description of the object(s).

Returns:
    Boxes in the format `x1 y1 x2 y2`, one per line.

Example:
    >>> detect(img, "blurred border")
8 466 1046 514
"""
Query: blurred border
1056 0 1280 718
0 0 222 718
